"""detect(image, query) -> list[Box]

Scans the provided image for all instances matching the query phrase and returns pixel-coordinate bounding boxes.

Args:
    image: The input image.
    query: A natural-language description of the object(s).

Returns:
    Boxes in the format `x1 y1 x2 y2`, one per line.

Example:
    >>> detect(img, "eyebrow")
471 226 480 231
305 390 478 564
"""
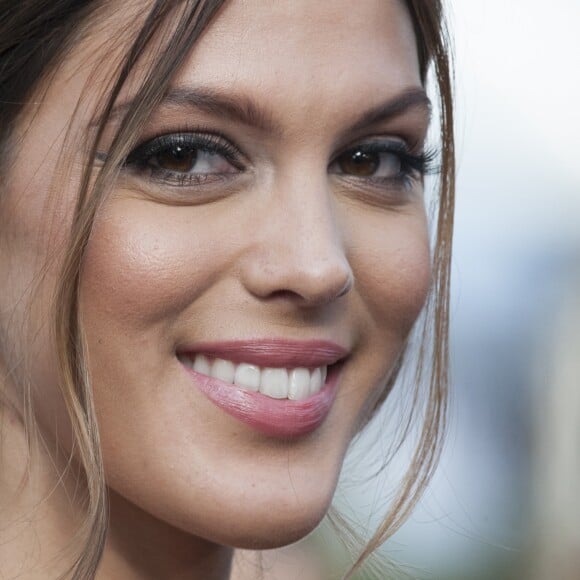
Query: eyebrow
346 88 431 135
100 86 431 135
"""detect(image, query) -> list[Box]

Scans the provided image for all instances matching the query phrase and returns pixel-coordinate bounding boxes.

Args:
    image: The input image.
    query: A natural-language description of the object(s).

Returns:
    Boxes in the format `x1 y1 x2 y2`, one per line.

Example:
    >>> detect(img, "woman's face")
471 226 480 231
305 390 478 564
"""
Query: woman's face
1 0 431 549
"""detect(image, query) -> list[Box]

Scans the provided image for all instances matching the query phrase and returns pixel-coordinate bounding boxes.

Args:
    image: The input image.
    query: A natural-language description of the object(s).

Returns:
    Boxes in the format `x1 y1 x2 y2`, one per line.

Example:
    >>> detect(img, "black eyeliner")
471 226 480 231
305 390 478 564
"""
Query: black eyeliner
353 141 439 177
125 132 244 170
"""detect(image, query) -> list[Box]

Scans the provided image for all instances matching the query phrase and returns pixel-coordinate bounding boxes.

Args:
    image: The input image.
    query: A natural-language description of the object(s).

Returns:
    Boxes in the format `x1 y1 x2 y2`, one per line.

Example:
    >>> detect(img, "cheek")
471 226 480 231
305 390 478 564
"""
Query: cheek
350 208 431 336
82 200 229 331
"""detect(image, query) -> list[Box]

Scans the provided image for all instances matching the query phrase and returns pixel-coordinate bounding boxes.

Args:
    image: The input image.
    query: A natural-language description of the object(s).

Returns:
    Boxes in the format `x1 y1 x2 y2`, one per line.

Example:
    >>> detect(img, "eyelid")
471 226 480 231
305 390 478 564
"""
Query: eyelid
124 130 247 171
331 136 415 161
330 137 437 175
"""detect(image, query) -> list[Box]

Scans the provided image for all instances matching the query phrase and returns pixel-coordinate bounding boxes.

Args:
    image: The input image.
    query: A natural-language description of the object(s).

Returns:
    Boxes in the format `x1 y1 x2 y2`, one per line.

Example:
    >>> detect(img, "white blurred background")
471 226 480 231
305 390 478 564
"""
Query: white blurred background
339 1 580 578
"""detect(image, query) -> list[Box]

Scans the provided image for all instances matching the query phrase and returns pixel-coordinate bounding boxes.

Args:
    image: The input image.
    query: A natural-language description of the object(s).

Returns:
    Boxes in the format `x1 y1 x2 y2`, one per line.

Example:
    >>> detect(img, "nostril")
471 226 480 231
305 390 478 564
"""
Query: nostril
337 271 354 298
238 212 354 305
265 289 304 301
263 274 352 306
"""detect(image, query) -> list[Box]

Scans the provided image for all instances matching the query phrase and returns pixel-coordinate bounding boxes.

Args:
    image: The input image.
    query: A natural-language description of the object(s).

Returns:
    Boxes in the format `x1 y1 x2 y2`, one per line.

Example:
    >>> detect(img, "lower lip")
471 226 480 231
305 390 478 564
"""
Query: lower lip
179 361 343 438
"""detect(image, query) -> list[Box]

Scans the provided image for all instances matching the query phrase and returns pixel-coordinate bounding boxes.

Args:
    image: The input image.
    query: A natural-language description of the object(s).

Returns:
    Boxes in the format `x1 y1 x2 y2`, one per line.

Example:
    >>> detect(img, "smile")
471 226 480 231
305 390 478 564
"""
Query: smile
176 339 347 437
178 354 328 401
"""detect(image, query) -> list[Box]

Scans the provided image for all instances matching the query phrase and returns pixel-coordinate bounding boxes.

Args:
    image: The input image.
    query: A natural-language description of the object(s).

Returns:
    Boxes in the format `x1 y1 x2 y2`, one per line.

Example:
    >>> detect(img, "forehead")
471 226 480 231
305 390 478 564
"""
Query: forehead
180 0 420 90
23 0 422 145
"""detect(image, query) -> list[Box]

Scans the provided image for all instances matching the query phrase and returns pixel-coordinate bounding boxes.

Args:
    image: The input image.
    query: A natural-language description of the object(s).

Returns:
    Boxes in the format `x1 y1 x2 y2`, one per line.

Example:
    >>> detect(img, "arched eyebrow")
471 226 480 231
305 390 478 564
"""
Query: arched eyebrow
95 86 281 133
345 87 431 135
97 86 431 135
159 86 281 134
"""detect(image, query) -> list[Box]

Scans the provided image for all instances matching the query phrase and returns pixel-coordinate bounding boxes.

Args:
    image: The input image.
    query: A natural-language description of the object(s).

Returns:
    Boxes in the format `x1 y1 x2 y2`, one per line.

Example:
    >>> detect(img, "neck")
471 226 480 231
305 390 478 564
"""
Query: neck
99 489 232 580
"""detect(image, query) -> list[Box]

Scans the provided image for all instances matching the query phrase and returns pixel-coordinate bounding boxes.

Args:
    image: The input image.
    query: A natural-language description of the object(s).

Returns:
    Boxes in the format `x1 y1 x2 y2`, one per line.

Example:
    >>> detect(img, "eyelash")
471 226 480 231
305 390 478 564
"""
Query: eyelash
121 131 438 192
331 140 438 189
124 132 244 187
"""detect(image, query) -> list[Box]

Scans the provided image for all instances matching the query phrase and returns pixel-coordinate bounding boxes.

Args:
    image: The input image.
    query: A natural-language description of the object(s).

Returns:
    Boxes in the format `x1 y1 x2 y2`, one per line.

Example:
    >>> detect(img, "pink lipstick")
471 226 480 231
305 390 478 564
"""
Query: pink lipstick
177 339 347 438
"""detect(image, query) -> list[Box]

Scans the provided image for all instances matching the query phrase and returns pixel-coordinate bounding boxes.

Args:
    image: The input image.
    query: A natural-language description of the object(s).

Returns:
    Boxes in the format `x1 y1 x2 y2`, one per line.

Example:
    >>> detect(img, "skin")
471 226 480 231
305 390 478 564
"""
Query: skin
0 1 431 578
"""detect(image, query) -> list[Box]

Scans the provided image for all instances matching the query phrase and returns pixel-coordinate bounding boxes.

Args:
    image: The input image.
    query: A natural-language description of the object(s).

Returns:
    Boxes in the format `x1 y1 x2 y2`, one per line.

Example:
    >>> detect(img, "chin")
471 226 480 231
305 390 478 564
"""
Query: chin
105 433 342 553
213 491 333 550
219 518 325 551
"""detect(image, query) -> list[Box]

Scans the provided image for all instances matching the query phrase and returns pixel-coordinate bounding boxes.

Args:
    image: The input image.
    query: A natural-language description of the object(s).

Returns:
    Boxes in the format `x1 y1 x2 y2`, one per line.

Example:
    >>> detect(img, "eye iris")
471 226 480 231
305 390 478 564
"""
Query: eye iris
157 145 197 172
339 150 379 176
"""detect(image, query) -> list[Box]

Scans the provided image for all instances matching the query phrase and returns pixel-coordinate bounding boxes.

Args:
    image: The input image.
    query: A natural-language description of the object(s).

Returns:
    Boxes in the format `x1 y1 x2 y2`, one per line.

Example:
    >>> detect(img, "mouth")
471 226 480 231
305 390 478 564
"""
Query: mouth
176 339 347 438
177 353 328 401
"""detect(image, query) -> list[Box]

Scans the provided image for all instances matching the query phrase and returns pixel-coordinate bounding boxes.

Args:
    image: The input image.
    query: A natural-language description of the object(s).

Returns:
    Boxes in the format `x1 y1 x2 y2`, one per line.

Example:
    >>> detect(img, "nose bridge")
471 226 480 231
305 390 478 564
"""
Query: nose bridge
241 171 353 305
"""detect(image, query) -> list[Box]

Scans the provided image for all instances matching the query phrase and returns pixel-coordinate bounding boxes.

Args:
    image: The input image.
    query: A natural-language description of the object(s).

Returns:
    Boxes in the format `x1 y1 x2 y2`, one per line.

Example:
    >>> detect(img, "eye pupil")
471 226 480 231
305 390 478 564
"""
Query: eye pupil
339 150 379 176
157 145 197 172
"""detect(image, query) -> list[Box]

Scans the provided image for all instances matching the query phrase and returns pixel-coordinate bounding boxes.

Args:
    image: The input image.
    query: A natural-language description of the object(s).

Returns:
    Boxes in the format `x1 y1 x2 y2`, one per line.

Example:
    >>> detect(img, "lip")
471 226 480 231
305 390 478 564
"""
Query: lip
177 338 348 367
176 339 348 438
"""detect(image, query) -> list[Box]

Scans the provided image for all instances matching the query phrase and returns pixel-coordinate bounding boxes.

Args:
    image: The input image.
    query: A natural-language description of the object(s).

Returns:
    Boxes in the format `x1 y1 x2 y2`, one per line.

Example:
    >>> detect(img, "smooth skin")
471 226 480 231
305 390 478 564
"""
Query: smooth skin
0 1 431 578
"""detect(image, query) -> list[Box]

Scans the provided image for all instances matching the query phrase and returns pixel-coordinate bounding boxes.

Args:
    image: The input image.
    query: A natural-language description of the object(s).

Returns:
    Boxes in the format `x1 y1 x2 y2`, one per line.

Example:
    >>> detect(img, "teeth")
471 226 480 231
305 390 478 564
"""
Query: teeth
234 363 260 392
182 354 329 401
310 368 323 395
288 368 310 401
211 358 235 383
261 368 289 399
193 354 210 375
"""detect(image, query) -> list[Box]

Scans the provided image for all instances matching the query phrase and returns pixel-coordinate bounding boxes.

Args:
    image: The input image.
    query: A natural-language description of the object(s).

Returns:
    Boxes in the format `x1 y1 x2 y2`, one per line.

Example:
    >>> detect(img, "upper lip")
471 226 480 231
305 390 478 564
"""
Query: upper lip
176 338 349 368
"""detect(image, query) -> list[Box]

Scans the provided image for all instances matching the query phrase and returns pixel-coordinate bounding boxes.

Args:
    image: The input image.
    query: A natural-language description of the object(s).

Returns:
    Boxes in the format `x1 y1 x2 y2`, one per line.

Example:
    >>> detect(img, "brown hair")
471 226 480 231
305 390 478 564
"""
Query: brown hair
0 1 454 578
345 3 454 575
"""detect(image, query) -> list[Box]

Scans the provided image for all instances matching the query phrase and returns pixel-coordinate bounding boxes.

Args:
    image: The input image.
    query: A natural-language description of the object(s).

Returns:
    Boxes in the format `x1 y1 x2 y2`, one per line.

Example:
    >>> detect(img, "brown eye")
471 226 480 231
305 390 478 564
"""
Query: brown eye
335 148 403 179
125 133 243 184
338 150 379 176
156 145 198 173
151 145 235 175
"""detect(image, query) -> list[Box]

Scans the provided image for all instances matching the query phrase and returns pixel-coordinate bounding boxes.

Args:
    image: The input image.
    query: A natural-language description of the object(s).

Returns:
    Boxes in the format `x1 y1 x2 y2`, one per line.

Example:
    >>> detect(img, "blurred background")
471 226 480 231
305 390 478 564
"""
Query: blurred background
335 1 580 578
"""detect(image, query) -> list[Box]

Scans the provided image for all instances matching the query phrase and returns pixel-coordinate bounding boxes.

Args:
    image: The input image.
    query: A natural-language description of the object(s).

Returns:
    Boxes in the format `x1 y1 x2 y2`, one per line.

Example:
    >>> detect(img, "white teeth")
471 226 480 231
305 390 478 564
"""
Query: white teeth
193 353 210 375
183 354 330 401
260 368 289 399
211 358 235 383
310 367 323 395
288 368 311 400
234 363 260 392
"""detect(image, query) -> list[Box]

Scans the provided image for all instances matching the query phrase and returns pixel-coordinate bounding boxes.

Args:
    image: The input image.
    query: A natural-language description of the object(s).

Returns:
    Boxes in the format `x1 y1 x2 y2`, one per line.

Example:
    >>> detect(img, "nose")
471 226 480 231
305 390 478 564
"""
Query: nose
239 177 354 307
